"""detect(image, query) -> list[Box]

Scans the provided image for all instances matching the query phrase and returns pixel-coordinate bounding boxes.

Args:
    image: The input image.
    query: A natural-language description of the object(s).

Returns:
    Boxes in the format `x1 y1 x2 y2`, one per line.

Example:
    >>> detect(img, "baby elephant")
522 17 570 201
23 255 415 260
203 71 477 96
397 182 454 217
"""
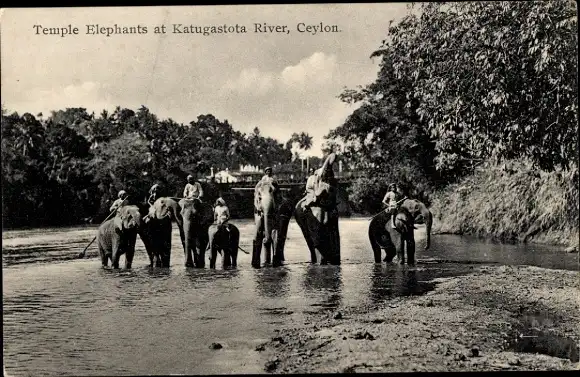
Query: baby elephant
207 224 240 269
97 205 142 269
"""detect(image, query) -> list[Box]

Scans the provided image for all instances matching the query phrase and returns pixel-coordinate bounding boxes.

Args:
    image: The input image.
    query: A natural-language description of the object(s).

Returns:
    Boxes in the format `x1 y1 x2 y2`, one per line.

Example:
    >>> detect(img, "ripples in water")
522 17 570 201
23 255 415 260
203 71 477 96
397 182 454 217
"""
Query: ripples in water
3 219 577 375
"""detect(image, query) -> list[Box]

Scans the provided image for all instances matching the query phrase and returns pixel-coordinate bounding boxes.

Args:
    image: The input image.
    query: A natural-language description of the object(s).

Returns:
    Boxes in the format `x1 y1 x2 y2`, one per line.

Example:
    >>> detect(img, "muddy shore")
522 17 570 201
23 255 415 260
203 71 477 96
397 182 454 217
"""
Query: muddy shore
258 263 580 373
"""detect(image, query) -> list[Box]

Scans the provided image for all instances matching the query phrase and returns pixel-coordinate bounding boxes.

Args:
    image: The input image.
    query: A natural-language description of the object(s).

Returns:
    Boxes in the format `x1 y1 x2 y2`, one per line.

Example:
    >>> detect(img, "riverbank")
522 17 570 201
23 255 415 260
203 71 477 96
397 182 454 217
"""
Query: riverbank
258 264 580 373
430 160 579 251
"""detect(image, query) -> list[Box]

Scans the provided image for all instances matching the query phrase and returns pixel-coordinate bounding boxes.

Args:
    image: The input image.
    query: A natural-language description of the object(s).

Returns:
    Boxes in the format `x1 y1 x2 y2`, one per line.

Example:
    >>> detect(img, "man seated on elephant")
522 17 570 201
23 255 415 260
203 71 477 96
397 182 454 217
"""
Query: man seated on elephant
260 166 275 185
110 190 129 213
147 183 167 206
254 167 280 214
214 197 230 233
183 174 204 201
302 167 317 208
383 183 401 229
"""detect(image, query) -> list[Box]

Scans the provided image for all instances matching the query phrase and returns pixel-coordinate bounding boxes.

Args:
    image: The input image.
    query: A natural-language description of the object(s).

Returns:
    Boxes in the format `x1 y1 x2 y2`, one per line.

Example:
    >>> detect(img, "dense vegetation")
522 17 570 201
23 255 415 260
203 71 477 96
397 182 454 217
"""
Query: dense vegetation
326 1 578 244
2 2 578 246
1 106 319 227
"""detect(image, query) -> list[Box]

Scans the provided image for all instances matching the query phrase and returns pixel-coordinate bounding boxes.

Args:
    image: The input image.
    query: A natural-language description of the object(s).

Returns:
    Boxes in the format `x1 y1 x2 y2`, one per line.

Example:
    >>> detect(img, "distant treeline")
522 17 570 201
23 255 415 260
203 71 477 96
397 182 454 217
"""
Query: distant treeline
1 107 327 228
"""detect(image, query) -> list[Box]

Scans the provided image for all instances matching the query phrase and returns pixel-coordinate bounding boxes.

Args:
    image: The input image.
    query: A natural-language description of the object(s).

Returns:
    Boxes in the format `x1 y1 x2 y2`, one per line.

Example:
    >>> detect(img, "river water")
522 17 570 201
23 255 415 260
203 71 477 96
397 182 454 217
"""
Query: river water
2 219 578 375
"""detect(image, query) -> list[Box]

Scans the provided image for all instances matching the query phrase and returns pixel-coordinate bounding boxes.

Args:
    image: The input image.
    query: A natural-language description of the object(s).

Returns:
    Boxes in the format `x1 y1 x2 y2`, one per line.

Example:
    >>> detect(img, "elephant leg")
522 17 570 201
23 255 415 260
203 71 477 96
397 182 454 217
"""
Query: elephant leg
125 249 135 269
398 237 406 265
230 227 239 268
252 214 264 268
197 236 207 269
264 232 273 265
385 242 396 263
369 227 383 264
231 245 238 268
296 209 317 263
277 215 290 262
124 235 136 269
184 237 194 267
111 238 121 269
98 243 109 268
210 245 217 269
223 247 232 269
407 237 416 266
139 230 155 267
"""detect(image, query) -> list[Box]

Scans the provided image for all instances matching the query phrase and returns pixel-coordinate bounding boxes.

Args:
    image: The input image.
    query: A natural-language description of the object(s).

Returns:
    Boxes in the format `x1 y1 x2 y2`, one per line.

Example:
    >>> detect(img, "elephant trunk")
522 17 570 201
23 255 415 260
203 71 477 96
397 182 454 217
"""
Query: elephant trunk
262 194 274 246
424 210 433 250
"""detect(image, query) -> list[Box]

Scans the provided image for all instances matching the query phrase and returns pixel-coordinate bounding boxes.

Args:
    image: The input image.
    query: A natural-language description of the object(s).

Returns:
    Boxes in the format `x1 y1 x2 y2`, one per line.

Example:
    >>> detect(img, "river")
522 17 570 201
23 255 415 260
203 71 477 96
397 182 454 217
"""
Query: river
2 219 577 375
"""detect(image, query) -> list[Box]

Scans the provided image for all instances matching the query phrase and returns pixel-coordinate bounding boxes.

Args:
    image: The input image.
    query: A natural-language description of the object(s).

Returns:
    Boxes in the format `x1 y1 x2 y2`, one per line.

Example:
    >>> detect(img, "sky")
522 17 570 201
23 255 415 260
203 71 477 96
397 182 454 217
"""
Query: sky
1 4 410 156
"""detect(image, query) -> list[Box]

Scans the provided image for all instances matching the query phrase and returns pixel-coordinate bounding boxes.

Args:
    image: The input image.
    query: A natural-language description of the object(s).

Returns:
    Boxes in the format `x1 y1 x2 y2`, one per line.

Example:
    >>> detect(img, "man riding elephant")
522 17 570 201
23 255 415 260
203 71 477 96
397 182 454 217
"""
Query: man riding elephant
255 167 280 215
183 174 204 201
382 183 402 229
109 190 129 213
295 153 341 265
147 183 167 206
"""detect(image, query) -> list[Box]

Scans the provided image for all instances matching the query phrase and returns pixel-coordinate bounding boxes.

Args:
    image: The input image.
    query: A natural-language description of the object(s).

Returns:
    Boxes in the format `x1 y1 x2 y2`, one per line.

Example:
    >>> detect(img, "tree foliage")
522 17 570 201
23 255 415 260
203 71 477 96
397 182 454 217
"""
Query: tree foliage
1 107 301 227
327 1 578 206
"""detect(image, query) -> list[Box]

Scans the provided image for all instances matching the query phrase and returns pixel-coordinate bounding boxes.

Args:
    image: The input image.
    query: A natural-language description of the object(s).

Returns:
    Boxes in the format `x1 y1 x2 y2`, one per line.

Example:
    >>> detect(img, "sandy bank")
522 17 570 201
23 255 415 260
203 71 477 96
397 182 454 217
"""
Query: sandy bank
258 264 580 372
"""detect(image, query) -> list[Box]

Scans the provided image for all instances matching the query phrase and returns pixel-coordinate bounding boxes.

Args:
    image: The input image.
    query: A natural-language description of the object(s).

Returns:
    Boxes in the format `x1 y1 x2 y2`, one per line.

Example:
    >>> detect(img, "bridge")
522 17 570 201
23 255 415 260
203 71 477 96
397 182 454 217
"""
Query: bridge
210 171 366 191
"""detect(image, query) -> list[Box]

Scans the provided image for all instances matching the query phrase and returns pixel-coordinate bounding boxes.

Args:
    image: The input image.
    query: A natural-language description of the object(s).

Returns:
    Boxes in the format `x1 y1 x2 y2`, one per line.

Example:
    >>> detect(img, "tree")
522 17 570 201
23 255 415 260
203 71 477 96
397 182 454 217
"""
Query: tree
368 1 577 173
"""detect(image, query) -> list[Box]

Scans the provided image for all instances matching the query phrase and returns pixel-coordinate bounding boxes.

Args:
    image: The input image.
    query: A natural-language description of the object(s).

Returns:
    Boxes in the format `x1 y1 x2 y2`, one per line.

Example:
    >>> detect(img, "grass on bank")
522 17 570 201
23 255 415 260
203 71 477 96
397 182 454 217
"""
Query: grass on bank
430 159 579 248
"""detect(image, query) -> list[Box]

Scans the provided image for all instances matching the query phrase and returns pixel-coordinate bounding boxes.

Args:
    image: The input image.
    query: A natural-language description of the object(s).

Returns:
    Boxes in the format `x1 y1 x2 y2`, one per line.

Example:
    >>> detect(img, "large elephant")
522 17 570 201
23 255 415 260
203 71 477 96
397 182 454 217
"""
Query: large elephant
295 152 341 265
143 197 186 267
96 205 142 269
368 208 416 265
252 180 278 268
207 223 240 269
179 198 214 268
399 199 433 250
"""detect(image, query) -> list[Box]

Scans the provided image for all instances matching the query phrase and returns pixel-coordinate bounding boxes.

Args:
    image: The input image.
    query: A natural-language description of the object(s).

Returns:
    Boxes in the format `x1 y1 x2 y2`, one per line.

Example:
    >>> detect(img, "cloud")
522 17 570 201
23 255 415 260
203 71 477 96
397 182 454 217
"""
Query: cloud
220 51 339 96
6 81 114 116
222 68 274 96
281 52 338 88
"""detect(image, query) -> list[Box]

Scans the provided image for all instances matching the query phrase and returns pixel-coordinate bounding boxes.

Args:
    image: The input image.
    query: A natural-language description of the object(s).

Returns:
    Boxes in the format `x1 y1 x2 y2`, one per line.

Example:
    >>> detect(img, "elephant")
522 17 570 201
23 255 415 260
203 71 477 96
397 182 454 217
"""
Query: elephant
96 205 142 269
368 207 416 266
179 198 214 268
207 223 240 269
252 180 279 268
399 199 433 250
142 197 186 267
295 152 341 265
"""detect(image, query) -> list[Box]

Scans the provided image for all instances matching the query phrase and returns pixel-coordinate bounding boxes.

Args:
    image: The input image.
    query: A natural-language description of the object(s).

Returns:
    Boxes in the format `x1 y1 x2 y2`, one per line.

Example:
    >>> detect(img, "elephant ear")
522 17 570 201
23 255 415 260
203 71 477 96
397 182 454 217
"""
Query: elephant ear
114 212 124 231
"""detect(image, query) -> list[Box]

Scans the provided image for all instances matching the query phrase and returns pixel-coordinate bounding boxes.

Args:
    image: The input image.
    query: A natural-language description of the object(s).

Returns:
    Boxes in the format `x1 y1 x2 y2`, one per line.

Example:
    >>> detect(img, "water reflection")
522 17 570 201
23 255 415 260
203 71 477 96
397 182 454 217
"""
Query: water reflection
302 265 343 312
254 266 291 298
3 219 578 376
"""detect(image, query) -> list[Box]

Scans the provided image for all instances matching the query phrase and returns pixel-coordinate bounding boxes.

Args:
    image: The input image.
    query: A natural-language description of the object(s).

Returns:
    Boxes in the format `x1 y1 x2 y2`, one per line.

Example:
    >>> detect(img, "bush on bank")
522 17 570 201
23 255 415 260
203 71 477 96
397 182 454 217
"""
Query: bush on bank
430 159 579 247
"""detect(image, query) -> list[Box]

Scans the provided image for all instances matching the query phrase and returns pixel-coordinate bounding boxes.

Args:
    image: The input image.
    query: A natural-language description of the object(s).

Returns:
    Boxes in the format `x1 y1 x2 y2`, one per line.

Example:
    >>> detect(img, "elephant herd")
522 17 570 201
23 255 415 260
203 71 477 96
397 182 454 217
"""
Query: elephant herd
80 153 433 270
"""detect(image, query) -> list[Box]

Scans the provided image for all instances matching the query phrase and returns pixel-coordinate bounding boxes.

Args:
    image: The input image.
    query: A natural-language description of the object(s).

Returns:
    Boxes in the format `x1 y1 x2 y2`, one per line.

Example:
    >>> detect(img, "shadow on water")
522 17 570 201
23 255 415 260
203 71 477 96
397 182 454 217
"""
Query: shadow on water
505 312 580 362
